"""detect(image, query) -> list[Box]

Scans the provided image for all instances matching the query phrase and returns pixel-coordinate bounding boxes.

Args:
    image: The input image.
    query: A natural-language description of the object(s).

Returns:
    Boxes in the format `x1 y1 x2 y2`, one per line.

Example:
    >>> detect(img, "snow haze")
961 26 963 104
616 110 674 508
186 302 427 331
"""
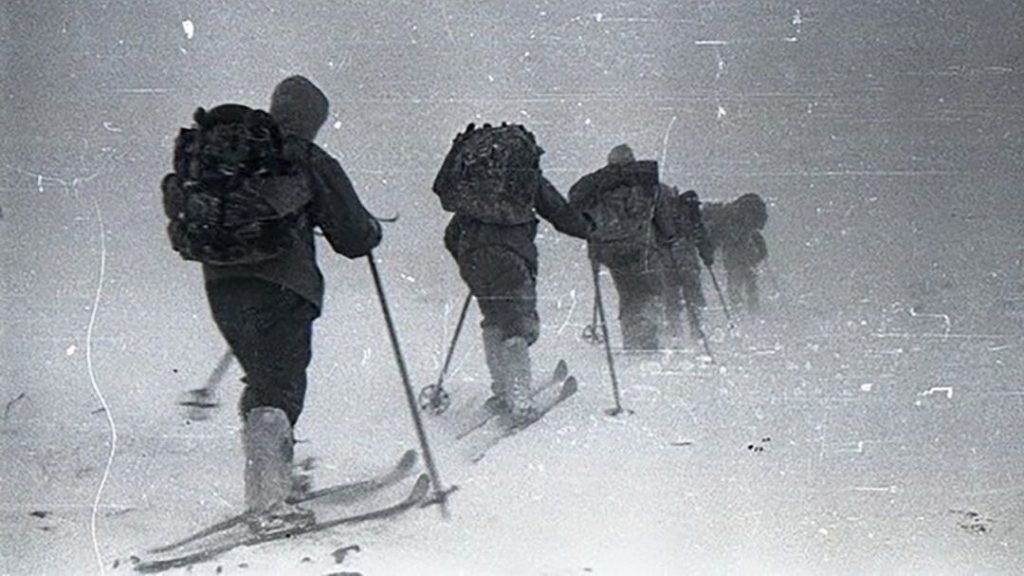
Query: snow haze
2 1 1023 575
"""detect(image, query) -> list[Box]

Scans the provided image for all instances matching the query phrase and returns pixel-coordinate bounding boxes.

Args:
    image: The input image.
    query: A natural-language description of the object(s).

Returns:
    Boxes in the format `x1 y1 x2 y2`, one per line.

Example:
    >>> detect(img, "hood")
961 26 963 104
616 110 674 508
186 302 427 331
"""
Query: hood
270 75 329 140
733 193 768 230
606 143 635 166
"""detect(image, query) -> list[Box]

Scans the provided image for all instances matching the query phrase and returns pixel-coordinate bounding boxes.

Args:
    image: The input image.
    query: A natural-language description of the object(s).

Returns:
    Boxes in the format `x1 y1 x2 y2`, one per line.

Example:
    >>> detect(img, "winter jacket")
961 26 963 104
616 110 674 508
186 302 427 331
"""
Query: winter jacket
201 76 381 311
444 176 592 277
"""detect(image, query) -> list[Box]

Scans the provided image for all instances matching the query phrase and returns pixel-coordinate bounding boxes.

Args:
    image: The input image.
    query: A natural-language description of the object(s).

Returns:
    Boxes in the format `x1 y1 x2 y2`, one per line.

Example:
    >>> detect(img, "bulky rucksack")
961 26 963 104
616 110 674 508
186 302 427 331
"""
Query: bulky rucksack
433 122 543 225
585 160 660 244
162 104 303 266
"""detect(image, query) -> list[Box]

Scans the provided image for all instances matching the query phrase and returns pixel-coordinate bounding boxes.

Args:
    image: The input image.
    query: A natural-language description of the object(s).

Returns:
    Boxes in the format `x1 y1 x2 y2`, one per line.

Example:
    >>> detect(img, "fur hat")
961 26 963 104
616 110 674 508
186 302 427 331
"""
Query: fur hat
606 144 635 166
270 75 329 140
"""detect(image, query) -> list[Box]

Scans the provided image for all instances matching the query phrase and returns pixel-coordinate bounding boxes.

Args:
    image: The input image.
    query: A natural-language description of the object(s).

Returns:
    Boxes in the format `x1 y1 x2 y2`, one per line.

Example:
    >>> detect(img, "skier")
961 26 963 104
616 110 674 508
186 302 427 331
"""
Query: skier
569 144 678 351
165 75 382 532
434 123 592 423
703 193 769 313
662 190 714 342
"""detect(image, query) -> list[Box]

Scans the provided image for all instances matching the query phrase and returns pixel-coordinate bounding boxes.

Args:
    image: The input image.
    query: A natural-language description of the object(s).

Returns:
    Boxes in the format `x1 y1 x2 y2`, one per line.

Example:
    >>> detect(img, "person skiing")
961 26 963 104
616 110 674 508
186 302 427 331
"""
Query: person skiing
569 144 678 351
434 123 592 423
703 192 768 313
163 75 381 532
662 189 714 343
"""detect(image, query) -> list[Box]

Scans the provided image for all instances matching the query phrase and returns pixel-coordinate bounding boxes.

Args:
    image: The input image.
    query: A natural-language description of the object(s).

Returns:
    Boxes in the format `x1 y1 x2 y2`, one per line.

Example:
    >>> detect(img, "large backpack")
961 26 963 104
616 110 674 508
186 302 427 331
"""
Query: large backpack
433 122 543 225
585 160 660 244
162 104 304 266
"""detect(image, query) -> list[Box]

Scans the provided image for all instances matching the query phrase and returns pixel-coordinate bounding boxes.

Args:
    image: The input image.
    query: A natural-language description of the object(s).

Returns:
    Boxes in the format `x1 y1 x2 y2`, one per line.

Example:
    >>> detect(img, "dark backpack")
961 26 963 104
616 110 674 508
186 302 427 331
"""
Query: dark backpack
163 104 304 266
585 160 660 244
433 122 543 225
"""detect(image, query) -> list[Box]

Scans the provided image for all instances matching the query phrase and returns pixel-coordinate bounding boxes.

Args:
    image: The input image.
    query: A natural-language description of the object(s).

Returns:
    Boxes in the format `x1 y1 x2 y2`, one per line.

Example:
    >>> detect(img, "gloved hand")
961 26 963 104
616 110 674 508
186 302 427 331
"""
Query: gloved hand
368 217 383 246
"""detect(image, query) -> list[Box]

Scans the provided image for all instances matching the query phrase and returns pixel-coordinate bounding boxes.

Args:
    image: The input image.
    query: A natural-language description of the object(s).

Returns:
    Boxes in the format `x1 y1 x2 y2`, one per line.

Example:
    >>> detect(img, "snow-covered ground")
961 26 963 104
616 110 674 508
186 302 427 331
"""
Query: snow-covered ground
3 2 1023 575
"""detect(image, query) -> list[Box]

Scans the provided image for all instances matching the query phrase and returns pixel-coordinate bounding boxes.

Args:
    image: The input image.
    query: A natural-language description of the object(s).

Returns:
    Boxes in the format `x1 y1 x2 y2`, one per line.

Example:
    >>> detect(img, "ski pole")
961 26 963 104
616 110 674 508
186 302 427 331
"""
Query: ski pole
178 349 233 419
367 252 452 518
705 264 735 330
660 237 714 361
591 259 630 416
581 292 603 344
684 299 715 362
205 349 234 390
419 292 472 415
679 189 732 331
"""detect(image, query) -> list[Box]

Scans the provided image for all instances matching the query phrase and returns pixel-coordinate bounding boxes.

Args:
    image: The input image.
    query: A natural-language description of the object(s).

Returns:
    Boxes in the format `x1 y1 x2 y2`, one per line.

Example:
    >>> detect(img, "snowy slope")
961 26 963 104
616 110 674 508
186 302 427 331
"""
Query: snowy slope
4 1 1024 575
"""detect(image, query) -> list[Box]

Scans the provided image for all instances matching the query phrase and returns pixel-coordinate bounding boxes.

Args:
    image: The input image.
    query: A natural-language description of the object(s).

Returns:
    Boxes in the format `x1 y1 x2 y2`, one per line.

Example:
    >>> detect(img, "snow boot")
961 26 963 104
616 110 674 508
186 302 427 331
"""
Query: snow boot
501 336 538 425
243 407 315 533
481 327 509 414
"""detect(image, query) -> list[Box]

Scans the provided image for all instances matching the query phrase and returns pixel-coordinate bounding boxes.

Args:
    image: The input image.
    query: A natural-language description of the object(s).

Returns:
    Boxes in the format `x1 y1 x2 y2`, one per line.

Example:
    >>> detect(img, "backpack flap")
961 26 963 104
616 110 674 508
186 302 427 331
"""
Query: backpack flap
586 160 659 244
163 103 303 266
626 160 659 188
436 123 541 225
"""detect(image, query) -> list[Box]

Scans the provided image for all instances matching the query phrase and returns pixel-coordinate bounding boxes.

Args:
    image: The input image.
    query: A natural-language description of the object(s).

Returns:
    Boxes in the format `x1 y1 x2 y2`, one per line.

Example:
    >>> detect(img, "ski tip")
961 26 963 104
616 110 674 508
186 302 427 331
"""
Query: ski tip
412 474 431 498
554 359 569 381
399 449 419 469
561 376 579 396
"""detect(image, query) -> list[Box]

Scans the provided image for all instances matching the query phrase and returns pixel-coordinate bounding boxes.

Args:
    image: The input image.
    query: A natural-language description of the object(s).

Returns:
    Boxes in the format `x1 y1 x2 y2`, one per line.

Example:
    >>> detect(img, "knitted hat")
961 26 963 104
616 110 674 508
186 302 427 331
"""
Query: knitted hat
606 144 635 166
270 75 329 140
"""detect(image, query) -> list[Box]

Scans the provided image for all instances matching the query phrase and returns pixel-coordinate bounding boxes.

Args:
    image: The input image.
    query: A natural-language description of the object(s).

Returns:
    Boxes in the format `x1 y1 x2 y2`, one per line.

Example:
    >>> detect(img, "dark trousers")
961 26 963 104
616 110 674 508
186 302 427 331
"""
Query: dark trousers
206 278 318 426
457 246 540 344
591 242 666 350
662 244 707 340
725 264 760 312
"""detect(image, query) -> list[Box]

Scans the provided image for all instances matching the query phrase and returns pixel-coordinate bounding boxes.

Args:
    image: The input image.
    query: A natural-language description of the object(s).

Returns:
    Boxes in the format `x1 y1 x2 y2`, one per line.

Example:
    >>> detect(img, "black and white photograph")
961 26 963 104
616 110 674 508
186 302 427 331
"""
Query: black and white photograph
2 1 1023 574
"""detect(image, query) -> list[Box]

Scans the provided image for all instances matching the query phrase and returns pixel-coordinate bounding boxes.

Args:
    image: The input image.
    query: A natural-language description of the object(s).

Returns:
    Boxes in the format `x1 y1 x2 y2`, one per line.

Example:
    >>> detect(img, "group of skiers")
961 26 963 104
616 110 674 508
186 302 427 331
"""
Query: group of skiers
569 143 769 351
161 75 769 533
